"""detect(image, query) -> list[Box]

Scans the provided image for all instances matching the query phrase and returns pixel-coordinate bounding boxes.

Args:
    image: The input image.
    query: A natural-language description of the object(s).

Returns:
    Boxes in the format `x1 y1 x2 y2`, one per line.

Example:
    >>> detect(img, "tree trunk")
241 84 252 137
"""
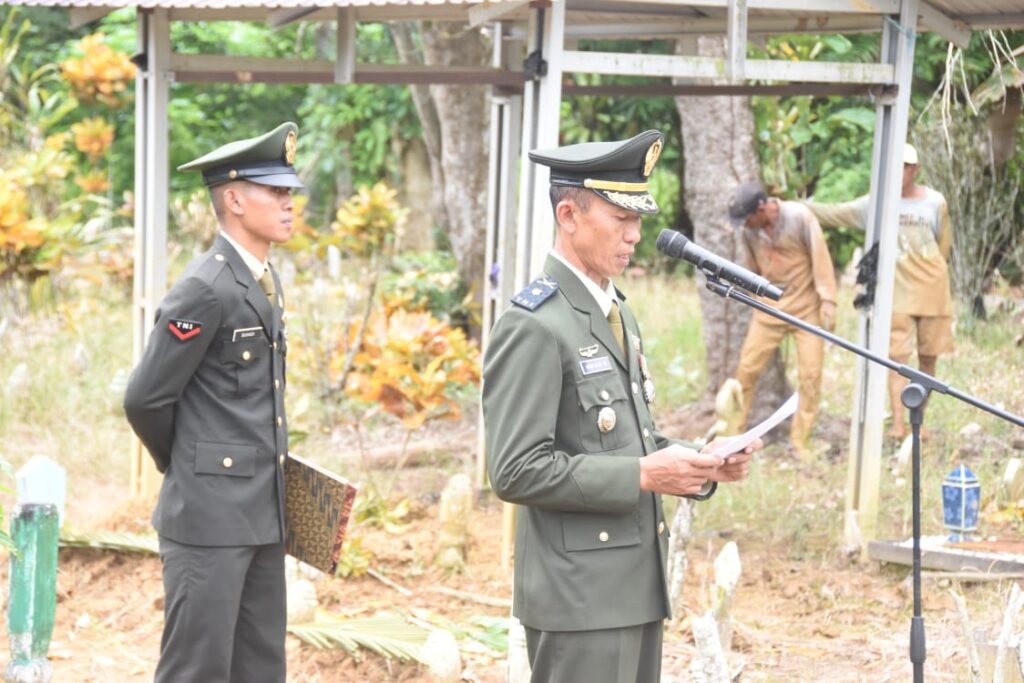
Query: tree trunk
675 36 789 425
390 22 490 333
389 23 447 229
399 138 435 251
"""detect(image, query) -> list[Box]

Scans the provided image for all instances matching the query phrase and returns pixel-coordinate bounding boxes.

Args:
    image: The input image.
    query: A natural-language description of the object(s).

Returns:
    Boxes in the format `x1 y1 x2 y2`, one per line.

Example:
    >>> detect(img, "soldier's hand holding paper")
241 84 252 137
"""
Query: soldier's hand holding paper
639 444 722 496
703 438 759 482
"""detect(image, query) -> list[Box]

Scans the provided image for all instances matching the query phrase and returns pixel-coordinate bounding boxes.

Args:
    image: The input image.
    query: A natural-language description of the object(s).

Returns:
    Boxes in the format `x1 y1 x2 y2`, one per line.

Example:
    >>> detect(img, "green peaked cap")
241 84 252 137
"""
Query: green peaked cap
528 129 664 214
178 121 304 189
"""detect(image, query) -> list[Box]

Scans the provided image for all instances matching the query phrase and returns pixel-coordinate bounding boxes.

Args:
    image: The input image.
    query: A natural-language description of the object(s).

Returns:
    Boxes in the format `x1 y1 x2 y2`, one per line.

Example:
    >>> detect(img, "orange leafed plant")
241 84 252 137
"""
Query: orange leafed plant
342 309 480 430
330 182 407 257
71 117 114 162
0 178 49 276
0 183 34 249
61 34 136 108
75 170 110 194
44 132 70 152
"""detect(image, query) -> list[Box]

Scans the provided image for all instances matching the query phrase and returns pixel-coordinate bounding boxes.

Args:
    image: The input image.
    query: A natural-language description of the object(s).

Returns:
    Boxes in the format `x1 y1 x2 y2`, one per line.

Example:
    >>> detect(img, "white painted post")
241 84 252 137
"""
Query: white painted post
843 0 918 554
480 21 523 489
514 0 566 288
14 458 66 528
726 0 747 81
506 6 566 678
326 245 342 280
131 8 171 499
334 7 356 84
712 541 742 652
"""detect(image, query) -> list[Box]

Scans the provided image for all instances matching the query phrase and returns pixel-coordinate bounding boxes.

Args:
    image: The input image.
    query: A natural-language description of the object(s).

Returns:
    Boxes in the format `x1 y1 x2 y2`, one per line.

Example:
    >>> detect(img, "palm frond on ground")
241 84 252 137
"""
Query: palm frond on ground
288 613 430 663
59 529 158 554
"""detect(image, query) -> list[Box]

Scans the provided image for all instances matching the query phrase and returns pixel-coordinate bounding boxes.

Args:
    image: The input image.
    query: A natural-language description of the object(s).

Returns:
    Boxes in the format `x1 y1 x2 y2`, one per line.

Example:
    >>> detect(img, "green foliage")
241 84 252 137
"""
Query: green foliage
335 536 373 578
382 250 475 328
914 109 1022 315
353 486 411 533
0 455 15 553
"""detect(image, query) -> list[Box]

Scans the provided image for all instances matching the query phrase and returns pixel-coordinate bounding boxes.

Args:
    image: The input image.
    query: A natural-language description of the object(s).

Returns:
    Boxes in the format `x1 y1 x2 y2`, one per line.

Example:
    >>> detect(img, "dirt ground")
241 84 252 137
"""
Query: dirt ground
1 478 1008 683
1 413 1016 682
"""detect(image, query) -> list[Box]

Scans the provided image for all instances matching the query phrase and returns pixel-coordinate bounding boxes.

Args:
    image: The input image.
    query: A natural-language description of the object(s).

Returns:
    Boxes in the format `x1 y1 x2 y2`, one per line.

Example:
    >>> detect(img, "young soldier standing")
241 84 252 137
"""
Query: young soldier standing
124 122 301 683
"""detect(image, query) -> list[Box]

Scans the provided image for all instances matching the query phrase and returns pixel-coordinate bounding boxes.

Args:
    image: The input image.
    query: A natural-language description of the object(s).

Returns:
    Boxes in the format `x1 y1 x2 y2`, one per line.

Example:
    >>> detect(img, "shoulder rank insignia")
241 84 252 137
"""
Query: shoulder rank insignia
512 276 559 311
168 318 202 342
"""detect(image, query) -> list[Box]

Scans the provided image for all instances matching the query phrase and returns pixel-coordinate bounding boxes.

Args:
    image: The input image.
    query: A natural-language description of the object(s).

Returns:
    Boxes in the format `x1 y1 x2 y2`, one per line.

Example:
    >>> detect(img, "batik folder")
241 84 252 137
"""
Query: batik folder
284 453 358 574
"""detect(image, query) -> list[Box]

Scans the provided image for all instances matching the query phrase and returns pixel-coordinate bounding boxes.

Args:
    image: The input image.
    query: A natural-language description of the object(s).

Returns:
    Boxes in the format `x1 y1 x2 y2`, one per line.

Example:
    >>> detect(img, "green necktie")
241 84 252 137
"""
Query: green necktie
258 268 276 302
607 301 625 354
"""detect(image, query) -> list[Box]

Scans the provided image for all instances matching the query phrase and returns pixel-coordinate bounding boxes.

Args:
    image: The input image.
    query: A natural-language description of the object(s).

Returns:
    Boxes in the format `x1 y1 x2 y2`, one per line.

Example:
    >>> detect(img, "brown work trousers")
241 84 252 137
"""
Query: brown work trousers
735 308 823 449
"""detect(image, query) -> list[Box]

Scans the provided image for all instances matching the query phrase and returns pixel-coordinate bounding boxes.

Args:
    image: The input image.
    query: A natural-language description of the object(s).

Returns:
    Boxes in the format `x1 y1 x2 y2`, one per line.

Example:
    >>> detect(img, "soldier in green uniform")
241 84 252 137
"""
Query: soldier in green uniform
123 122 302 683
483 130 757 683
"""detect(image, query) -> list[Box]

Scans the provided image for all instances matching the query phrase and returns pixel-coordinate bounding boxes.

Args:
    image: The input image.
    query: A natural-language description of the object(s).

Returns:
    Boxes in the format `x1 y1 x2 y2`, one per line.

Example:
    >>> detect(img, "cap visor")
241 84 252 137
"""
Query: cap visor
246 173 305 190
727 213 747 228
595 189 660 215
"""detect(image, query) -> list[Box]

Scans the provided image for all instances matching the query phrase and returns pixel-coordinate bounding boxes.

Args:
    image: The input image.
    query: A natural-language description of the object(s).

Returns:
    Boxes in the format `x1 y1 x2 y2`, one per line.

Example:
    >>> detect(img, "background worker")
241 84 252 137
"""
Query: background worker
804 143 953 439
728 181 838 457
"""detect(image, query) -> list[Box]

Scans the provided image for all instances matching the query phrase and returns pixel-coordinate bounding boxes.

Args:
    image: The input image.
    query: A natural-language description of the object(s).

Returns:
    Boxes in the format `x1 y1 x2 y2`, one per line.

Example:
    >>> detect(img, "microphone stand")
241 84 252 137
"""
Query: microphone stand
703 275 1024 682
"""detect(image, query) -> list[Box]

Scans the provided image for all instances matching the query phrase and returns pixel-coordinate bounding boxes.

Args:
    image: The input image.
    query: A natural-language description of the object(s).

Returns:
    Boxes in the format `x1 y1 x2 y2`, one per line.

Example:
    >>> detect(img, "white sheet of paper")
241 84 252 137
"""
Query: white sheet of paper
705 392 800 460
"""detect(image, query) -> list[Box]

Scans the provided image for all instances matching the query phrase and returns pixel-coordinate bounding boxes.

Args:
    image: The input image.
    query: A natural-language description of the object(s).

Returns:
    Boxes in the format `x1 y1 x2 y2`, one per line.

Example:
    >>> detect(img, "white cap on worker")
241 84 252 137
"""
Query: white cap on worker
904 143 919 165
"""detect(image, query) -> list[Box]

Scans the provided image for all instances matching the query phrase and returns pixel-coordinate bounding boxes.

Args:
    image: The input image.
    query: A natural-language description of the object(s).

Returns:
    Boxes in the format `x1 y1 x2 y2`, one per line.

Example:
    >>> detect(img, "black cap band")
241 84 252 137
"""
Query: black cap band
203 160 303 188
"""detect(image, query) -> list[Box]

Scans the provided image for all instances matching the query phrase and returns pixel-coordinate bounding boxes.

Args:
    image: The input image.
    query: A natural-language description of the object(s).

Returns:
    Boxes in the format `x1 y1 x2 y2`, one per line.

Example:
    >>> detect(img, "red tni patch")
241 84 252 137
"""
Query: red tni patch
168 319 202 342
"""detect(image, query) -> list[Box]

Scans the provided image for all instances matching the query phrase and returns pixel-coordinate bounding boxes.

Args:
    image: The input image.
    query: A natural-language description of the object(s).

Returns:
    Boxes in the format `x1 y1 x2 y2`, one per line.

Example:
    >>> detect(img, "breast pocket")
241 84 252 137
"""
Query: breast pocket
220 336 269 397
576 375 631 453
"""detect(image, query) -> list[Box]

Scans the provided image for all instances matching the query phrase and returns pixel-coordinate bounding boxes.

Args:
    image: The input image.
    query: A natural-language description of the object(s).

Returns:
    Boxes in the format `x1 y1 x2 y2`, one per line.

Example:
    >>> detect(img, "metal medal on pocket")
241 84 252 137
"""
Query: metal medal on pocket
597 406 617 433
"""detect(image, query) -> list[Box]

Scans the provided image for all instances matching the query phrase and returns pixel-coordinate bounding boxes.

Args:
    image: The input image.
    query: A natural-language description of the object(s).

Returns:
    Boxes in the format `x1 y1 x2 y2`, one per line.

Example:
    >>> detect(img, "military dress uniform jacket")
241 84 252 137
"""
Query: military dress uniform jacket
483 255 713 633
124 235 288 547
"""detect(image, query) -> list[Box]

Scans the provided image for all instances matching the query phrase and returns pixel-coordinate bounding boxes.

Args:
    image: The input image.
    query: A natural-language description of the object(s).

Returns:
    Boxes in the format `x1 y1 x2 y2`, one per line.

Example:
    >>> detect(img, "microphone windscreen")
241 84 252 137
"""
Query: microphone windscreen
655 229 687 258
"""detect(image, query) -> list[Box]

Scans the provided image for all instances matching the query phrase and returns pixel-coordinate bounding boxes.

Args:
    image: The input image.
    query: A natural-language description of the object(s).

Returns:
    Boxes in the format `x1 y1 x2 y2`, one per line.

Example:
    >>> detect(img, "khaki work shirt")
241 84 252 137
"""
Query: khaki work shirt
739 199 837 320
805 190 952 317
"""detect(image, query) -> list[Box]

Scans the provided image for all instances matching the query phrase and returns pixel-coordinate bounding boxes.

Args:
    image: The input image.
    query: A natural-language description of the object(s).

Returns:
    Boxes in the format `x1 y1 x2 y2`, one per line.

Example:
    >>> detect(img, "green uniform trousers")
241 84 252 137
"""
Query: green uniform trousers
524 620 663 683
156 537 286 683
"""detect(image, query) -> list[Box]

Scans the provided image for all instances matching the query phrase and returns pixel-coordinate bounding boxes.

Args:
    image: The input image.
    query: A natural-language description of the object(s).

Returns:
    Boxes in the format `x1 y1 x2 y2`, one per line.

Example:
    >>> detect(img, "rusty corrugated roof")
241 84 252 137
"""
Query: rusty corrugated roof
3 0 1021 30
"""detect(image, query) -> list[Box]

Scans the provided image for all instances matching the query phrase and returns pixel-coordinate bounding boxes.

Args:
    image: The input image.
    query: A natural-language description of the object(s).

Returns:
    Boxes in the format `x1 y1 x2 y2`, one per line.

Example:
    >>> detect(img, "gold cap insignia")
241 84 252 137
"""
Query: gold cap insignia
284 130 297 165
228 169 238 179
643 139 662 177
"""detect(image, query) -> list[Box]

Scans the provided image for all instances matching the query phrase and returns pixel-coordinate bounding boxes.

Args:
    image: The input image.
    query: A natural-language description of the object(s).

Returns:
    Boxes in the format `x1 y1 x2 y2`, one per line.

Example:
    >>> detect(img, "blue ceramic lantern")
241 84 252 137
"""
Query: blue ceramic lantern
942 464 980 542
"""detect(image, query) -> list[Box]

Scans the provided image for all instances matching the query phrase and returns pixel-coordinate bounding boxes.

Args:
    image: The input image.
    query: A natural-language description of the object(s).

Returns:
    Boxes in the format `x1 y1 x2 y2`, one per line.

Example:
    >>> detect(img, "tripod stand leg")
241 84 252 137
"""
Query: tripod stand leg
903 383 929 682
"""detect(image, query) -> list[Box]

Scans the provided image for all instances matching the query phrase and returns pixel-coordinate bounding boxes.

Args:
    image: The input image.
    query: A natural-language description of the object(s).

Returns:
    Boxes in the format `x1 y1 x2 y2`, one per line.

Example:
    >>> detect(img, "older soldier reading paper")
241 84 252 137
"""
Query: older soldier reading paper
483 130 758 683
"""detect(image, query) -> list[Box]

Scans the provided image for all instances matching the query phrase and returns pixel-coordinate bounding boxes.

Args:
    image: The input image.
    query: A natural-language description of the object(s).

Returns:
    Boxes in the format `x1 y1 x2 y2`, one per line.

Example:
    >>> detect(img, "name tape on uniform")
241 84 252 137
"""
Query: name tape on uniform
232 326 263 342
579 356 613 375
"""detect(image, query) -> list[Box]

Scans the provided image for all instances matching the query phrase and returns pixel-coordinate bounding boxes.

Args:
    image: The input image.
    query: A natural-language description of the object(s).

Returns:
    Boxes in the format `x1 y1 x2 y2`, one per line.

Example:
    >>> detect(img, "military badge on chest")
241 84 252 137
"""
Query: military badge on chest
597 406 617 433
638 352 655 403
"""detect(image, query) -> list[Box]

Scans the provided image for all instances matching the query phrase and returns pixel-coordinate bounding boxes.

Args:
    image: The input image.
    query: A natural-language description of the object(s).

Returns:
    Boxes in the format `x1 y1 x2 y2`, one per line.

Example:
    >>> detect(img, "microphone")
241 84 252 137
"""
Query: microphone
655 229 784 301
